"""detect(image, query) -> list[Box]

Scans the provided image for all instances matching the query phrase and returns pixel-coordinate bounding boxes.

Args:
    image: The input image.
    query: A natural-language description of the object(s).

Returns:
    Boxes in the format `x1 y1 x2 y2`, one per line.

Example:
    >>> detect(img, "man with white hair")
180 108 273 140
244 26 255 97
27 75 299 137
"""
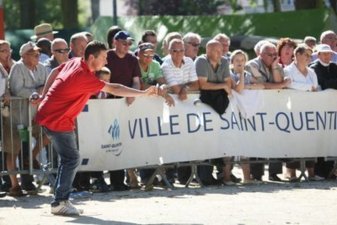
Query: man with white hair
312 30 337 63
245 42 290 182
183 32 201 61
44 38 70 73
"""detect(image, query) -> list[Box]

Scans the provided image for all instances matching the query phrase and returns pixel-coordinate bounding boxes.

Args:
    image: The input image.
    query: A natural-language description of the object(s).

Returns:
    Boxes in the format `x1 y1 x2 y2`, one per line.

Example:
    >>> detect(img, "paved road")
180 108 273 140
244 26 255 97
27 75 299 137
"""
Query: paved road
1 180 337 225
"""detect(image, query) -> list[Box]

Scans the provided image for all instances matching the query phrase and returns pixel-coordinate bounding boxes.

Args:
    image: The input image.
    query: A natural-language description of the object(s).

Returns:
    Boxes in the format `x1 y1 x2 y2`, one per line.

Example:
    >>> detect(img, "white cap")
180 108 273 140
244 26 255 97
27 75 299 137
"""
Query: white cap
316 44 334 53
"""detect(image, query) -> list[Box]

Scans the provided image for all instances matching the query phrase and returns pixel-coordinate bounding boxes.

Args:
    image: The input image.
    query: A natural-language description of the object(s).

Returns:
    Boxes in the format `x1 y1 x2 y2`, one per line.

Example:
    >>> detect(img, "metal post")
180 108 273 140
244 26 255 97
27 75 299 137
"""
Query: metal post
0 0 4 39
112 0 117 25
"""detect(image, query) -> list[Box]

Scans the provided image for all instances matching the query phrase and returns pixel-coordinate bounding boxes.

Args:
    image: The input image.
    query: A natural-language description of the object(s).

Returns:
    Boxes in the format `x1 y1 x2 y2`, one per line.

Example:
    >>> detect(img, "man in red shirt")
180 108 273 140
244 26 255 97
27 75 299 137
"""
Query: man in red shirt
35 41 156 216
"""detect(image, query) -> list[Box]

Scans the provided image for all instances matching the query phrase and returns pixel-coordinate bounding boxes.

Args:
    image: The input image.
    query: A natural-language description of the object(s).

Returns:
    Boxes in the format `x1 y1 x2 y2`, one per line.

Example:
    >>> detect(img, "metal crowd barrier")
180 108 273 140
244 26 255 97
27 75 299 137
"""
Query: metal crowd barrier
1 96 336 190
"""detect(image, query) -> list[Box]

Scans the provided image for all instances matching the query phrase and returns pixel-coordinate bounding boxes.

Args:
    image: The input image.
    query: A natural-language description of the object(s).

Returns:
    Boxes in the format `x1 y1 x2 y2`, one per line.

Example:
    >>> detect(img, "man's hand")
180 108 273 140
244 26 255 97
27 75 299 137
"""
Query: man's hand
178 87 187 101
164 94 175 107
29 92 42 105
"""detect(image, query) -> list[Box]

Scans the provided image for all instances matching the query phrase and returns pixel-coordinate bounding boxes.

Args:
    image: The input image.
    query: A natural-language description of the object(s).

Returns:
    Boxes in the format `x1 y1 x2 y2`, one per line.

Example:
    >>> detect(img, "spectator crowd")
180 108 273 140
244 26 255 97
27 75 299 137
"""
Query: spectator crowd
1 23 337 203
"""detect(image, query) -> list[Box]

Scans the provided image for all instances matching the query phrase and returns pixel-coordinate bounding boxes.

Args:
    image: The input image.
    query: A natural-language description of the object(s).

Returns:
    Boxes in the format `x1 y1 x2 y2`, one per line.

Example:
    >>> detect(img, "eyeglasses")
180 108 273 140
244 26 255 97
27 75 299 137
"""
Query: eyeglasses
26 52 40 57
170 49 185 53
265 52 277 57
54 48 70 54
0 49 12 53
143 53 154 58
188 42 200 47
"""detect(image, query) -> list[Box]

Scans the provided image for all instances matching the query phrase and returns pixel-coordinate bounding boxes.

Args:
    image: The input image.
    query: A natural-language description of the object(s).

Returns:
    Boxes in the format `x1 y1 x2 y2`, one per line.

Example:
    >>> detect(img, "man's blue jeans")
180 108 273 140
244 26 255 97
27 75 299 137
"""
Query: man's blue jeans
43 127 80 202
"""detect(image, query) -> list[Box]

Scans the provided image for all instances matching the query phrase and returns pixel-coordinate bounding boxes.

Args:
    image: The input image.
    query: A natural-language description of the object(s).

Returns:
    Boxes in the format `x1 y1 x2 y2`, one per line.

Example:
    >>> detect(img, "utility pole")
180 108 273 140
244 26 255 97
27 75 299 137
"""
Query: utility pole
113 0 117 25
0 0 4 39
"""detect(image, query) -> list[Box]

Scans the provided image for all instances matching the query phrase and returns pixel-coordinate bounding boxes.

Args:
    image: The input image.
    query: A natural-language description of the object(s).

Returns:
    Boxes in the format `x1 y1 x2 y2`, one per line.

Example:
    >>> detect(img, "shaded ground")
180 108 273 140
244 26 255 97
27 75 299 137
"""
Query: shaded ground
0 179 337 225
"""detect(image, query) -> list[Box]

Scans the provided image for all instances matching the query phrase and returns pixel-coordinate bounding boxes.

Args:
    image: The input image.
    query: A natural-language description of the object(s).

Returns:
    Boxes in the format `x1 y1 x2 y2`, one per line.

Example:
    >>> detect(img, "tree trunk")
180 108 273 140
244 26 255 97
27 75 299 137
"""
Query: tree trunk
294 0 324 10
91 0 100 23
272 0 281 12
61 0 78 29
20 0 35 28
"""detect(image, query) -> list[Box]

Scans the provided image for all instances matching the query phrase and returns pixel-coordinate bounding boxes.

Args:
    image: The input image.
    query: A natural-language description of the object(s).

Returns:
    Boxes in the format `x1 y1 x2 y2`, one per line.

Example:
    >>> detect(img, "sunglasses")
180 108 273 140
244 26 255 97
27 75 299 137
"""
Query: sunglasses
265 53 277 57
143 53 154 58
188 42 200 47
54 48 70 54
171 49 185 53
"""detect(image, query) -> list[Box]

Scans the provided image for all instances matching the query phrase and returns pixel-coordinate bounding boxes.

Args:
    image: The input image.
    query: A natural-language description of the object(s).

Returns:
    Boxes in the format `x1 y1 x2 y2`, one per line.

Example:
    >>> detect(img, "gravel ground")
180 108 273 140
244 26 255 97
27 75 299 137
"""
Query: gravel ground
1 177 337 225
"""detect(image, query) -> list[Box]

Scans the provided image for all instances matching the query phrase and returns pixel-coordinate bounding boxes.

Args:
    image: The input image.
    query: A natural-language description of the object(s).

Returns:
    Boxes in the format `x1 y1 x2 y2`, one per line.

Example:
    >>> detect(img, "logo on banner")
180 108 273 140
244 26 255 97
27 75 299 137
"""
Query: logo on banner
101 119 123 156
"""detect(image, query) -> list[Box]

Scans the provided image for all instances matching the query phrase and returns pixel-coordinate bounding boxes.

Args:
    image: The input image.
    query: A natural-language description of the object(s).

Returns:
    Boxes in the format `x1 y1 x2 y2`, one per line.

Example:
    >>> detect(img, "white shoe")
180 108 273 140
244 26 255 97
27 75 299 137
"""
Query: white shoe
51 200 83 216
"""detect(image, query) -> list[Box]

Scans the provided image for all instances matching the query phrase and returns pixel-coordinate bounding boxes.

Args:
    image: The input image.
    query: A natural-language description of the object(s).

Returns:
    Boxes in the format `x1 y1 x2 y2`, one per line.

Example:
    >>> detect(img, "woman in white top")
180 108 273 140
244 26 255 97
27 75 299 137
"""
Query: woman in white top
284 44 323 181
284 44 318 91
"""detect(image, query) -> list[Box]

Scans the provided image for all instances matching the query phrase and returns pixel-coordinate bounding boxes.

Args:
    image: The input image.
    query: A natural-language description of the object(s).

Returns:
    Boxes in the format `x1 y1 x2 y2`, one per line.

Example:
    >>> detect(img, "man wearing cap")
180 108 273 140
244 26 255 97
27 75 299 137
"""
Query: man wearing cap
310 44 337 90
310 44 337 179
106 30 142 191
311 30 337 63
31 23 58 41
8 41 49 195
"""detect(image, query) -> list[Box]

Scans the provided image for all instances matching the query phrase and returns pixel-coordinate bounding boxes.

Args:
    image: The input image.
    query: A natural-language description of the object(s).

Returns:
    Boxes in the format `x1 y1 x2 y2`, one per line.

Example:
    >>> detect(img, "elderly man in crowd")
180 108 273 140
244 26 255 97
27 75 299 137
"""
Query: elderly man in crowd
44 38 70 73
7 41 48 196
183 32 201 61
245 42 290 182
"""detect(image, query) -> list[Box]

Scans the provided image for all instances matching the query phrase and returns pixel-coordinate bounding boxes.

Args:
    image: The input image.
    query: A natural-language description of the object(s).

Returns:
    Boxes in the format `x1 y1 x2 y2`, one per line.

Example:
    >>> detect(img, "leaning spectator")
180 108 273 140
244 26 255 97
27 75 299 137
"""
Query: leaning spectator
136 42 174 185
245 42 290 182
8 41 48 195
285 44 318 91
276 37 297 67
106 30 141 191
183 32 201 61
310 44 337 179
162 38 199 101
284 44 323 182
195 40 232 185
312 30 337 62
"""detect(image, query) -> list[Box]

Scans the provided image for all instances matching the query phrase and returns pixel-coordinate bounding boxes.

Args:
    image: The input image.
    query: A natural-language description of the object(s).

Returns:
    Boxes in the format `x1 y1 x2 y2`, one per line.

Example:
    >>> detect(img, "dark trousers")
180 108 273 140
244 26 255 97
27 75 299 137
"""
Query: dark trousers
109 170 125 187
314 157 334 178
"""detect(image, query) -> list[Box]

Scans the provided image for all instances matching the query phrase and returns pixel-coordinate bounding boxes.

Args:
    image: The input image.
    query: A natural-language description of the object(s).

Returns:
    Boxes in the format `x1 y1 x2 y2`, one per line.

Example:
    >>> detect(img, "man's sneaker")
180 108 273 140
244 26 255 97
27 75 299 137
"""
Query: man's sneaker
51 200 84 216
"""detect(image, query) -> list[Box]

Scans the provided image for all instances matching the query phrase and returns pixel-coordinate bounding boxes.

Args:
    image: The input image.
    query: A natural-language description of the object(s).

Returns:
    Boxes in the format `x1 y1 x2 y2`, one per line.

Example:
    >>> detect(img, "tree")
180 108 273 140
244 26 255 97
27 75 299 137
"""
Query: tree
61 0 79 29
294 0 324 9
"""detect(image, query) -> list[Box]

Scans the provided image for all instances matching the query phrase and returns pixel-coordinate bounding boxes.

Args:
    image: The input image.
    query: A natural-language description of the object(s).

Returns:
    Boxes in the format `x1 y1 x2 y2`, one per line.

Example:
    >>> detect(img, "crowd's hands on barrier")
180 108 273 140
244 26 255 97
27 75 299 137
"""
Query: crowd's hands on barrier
157 84 175 107
29 92 42 105
224 83 232 96
178 86 188 101
2 92 10 105
282 77 292 88
126 97 135 106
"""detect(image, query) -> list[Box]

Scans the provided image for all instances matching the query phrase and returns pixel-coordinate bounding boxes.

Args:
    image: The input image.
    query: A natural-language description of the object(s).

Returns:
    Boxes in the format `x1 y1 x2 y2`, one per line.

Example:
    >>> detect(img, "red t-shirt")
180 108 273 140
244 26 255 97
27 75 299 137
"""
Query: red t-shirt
36 58 105 132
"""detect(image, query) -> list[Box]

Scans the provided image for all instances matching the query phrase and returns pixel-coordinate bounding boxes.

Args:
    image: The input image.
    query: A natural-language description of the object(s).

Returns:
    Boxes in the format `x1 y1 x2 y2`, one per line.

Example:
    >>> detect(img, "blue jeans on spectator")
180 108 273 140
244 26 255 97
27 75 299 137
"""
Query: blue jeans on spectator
43 127 80 203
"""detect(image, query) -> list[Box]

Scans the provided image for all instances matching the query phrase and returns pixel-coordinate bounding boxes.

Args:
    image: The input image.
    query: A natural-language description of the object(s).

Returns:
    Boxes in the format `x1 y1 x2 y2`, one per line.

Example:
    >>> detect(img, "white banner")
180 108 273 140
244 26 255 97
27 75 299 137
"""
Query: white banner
77 89 337 171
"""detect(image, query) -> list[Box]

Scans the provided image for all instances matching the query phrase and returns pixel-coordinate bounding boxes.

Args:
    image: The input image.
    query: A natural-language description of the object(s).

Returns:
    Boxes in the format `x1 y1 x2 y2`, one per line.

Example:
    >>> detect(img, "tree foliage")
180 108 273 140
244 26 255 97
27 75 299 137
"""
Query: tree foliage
138 0 224 15
4 0 80 29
